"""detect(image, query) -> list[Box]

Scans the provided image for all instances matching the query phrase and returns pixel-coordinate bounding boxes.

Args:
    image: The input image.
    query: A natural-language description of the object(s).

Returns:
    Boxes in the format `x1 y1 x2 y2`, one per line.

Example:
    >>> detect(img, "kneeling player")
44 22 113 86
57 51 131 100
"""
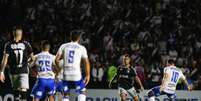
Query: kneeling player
109 54 144 101
30 41 56 101
147 59 192 101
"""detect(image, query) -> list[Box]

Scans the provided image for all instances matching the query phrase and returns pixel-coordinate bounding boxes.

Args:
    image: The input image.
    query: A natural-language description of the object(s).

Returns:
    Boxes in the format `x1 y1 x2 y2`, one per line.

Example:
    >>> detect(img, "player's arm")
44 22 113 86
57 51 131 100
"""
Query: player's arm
0 43 10 82
82 57 90 85
132 68 144 90
55 45 63 70
161 68 168 91
135 76 144 90
181 73 192 91
0 53 8 73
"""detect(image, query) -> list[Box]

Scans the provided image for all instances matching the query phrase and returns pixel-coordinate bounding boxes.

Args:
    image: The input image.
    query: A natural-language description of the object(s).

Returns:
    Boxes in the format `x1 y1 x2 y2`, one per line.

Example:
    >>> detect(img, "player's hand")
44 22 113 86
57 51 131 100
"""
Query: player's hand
187 85 193 91
140 86 144 91
0 72 5 83
160 85 164 92
84 75 90 86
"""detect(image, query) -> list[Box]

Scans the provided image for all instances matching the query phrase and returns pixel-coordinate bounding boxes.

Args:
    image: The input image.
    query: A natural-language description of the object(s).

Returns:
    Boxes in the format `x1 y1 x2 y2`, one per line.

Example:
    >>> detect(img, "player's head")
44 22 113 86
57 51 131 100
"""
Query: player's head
70 30 82 42
167 59 175 66
124 54 131 66
13 26 23 40
41 40 51 52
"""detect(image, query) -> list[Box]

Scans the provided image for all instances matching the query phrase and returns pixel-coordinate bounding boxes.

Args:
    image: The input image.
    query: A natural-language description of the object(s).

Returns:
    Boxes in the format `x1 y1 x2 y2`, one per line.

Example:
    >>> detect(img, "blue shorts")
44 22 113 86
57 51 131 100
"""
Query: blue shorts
62 79 86 94
31 78 56 99
56 80 63 93
148 86 176 100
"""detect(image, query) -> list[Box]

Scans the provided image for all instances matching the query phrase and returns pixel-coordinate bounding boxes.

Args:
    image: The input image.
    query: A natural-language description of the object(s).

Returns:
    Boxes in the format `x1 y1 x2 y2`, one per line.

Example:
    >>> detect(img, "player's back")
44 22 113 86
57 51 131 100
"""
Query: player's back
163 66 185 94
35 52 55 79
59 42 88 81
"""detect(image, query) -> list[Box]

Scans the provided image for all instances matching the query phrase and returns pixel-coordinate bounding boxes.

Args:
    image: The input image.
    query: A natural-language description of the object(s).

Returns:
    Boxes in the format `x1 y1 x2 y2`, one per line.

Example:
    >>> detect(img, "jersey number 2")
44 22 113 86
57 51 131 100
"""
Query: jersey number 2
68 50 75 63
171 71 179 83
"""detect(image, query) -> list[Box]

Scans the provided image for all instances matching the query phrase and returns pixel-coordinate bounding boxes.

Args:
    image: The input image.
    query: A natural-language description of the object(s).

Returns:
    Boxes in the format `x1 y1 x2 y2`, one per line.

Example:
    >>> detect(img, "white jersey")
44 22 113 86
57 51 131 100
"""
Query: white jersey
57 42 88 81
162 66 186 94
35 52 55 79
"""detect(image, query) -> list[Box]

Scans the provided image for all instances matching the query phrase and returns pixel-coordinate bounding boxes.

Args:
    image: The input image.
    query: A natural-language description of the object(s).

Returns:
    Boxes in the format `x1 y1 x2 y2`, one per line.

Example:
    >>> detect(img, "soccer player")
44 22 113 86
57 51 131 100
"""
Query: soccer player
109 54 144 101
147 59 192 101
30 40 56 101
0 26 34 101
55 30 90 101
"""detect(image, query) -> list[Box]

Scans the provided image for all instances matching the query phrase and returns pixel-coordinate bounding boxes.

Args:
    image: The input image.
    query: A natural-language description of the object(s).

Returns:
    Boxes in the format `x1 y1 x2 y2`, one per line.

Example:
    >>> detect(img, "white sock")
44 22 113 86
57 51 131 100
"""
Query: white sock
149 96 155 101
63 97 69 101
78 94 86 101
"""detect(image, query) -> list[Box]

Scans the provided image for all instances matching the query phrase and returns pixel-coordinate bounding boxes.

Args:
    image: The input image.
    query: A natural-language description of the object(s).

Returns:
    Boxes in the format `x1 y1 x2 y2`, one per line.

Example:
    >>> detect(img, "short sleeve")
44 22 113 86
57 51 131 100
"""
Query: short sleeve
57 44 64 55
132 67 137 77
180 71 186 80
3 42 10 55
81 46 88 58
26 41 33 55
163 67 168 74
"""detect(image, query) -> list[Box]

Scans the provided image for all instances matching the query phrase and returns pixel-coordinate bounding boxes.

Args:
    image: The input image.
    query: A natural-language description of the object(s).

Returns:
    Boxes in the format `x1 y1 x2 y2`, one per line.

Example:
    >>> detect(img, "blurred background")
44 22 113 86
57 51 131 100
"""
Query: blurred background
0 0 201 99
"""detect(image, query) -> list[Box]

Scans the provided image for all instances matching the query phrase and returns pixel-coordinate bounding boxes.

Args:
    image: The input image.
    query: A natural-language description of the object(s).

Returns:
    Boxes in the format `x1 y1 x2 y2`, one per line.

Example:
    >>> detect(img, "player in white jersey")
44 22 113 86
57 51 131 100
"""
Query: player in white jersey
30 41 56 101
55 30 90 101
147 59 192 101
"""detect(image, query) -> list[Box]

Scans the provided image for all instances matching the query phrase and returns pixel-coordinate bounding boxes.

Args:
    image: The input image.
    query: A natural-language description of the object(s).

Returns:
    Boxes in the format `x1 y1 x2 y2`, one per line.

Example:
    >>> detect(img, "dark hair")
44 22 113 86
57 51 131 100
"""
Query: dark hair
167 59 175 65
70 30 82 41
41 40 50 50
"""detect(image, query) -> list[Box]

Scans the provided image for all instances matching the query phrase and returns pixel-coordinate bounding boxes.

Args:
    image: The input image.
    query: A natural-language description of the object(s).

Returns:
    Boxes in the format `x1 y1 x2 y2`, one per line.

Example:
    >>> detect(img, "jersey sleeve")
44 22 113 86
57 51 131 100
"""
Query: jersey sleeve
132 67 137 77
81 46 88 58
180 70 186 80
25 41 33 55
57 44 64 55
163 67 168 74
3 42 10 55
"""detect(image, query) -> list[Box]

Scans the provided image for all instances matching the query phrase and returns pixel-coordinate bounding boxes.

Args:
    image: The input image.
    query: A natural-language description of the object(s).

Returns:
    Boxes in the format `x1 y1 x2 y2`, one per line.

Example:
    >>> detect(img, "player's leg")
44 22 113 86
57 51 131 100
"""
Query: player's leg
10 74 25 101
62 81 70 101
55 80 63 101
118 87 128 101
147 86 162 101
76 79 87 101
30 78 45 101
18 74 29 101
127 87 139 101
46 78 56 101
167 93 176 101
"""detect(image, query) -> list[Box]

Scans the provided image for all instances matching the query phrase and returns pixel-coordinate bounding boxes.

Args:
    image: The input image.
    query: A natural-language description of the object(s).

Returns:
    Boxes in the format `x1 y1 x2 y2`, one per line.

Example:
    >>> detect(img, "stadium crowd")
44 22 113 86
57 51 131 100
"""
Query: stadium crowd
0 0 201 90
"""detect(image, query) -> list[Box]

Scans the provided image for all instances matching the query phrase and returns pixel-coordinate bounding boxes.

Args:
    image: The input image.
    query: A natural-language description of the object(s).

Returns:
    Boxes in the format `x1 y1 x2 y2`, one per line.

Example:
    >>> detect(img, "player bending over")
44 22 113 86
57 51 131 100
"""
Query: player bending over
109 54 144 101
30 41 56 101
0 26 34 101
55 30 90 101
147 59 192 101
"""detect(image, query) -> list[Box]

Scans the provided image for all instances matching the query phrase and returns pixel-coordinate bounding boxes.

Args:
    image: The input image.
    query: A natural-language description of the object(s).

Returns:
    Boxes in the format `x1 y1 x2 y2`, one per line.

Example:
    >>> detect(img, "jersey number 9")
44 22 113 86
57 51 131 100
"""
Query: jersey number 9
68 50 75 63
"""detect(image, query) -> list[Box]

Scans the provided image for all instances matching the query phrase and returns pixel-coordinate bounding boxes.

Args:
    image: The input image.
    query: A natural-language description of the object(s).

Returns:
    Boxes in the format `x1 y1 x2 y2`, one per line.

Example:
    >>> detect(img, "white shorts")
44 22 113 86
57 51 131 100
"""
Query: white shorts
118 87 138 98
10 73 29 90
